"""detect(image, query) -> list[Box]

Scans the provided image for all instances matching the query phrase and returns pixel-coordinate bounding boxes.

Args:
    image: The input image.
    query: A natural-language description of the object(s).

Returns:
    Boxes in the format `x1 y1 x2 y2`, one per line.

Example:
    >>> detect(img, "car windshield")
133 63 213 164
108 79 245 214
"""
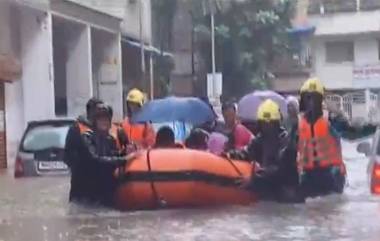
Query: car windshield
22 124 70 152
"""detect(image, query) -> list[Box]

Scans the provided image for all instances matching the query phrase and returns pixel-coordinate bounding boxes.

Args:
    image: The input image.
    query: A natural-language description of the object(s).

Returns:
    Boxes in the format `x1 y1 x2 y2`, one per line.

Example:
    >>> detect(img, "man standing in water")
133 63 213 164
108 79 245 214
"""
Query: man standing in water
64 98 103 202
297 78 376 197
80 104 127 206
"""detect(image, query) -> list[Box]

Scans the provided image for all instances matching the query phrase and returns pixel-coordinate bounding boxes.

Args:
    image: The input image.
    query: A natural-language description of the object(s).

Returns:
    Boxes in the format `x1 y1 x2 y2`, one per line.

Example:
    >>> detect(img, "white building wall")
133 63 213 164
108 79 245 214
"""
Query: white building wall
20 8 55 122
313 35 380 90
65 0 126 19
354 38 378 65
0 2 25 165
310 10 380 36
121 0 152 43
0 1 125 167
311 10 380 90
92 29 123 121
66 25 93 118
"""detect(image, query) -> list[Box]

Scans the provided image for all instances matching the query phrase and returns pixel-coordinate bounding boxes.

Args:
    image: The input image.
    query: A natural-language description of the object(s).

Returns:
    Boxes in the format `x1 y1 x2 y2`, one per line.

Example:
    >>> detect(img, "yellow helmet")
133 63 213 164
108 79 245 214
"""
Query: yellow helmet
300 77 325 95
126 88 144 106
257 99 281 122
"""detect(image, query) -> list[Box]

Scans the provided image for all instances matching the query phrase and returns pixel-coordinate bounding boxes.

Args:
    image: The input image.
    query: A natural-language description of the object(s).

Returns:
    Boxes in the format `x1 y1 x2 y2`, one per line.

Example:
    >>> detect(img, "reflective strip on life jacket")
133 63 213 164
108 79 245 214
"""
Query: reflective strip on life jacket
298 116 343 171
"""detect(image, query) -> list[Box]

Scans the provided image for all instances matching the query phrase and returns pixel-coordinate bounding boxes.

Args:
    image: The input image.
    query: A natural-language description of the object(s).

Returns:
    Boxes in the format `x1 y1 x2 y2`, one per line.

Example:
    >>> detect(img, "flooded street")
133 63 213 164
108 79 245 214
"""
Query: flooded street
1 141 380 241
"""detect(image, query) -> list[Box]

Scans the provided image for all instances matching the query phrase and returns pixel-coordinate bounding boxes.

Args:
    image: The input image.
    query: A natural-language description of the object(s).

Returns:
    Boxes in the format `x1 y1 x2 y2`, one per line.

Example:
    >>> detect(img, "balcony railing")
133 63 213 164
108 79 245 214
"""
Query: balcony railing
308 0 380 14
271 53 312 77
308 0 357 14
360 0 380 10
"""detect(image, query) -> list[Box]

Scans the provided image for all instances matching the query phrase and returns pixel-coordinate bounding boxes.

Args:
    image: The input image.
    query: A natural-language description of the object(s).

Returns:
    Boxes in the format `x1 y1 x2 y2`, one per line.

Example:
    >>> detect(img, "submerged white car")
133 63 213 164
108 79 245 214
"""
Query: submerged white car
357 129 380 194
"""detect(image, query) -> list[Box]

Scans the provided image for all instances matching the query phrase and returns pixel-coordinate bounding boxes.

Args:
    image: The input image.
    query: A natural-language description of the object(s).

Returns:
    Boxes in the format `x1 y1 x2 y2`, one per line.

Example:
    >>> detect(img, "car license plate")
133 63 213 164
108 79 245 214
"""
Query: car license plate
38 161 67 170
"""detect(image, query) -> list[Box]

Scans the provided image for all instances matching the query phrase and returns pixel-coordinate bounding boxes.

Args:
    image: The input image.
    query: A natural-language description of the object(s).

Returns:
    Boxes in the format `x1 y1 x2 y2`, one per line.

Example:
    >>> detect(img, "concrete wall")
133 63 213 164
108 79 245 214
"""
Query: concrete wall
121 0 152 43
0 2 25 165
313 35 380 89
20 8 55 122
91 29 123 121
66 24 93 118
64 0 126 19
310 10 380 36
51 0 121 32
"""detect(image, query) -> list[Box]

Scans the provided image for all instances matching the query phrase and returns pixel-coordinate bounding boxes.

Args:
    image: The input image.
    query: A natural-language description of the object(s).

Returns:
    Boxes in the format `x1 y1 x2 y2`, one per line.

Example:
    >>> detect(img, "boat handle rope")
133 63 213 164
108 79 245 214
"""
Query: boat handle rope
225 156 244 179
146 149 167 208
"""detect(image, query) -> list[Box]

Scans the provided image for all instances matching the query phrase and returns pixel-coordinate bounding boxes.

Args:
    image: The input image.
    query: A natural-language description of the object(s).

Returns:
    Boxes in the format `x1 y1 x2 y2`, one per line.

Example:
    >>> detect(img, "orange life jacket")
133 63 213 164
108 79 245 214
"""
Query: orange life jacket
122 118 155 149
109 124 123 151
77 121 123 152
77 122 91 134
298 116 343 171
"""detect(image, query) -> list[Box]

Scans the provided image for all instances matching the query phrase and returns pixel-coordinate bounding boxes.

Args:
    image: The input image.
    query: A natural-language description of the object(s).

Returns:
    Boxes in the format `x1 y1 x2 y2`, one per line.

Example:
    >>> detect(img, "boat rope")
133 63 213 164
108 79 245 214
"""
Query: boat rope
146 149 167 208
225 156 244 178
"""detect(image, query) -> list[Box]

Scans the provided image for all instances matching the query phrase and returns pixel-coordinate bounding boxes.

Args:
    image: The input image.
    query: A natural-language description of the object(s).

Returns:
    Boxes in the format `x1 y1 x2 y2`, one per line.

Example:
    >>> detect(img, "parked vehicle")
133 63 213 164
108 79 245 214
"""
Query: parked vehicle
357 130 379 194
14 119 74 177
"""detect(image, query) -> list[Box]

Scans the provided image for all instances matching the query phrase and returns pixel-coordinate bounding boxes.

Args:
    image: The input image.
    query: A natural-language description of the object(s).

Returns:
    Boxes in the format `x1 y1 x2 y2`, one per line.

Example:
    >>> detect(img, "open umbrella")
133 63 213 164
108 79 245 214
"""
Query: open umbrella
238 90 288 121
131 96 215 125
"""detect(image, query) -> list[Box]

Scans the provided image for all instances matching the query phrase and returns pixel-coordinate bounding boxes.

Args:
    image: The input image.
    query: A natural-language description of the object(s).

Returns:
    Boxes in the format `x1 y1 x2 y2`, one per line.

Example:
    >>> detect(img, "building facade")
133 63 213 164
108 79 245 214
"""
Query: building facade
0 0 152 168
270 0 313 94
309 0 380 91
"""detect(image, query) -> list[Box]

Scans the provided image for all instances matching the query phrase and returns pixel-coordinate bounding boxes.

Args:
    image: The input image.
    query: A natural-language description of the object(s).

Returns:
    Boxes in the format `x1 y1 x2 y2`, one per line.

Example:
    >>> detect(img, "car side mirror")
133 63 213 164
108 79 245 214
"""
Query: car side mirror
357 142 371 156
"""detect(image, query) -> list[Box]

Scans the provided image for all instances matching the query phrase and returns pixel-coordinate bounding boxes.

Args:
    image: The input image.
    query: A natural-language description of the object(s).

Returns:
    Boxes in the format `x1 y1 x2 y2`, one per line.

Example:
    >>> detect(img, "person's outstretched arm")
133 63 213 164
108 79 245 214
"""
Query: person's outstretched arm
329 113 377 140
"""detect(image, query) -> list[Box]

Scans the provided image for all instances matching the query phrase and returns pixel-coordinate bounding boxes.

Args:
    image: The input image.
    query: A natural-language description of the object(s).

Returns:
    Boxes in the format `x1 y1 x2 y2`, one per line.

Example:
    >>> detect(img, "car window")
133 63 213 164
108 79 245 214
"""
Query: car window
22 124 70 151
375 134 380 155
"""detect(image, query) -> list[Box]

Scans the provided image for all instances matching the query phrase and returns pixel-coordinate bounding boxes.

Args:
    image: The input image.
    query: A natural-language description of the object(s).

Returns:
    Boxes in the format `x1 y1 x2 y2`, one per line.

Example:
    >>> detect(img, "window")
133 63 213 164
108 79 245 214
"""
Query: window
325 41 354 63
22 125 70 152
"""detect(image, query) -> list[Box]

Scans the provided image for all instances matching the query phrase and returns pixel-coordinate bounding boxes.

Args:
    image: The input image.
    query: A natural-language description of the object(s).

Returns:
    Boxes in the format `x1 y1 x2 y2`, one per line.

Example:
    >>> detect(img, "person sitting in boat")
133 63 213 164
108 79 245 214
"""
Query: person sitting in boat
154 126 184 149
185 128 209 150
122 88 156 150
221 101 253 151
227 99 302 203
284 96 299 134
296 77 377 198
80 104 128 206
207 132 229 156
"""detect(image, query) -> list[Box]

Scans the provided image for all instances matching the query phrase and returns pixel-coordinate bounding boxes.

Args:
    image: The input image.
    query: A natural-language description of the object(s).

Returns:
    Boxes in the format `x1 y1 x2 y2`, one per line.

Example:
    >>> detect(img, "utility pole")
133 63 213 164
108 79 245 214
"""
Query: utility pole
210 0 216 86
139 0 146 84
149 53 154 99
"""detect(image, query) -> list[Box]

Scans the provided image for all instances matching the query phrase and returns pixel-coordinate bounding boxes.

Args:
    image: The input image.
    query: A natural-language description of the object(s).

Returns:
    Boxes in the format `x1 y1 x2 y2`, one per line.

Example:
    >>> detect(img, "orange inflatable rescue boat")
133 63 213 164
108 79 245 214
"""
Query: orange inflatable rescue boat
114 149 257 210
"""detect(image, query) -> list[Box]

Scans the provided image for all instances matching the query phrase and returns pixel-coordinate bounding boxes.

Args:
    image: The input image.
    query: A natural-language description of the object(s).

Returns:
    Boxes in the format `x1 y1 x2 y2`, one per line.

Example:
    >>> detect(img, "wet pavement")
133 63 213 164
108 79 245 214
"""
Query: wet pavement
1 141 380 241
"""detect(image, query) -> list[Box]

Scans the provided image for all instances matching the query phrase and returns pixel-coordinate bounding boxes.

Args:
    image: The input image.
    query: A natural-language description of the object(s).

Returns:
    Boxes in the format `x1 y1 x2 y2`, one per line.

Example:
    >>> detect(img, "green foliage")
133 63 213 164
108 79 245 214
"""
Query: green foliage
192 0 295 97
151 0 178 96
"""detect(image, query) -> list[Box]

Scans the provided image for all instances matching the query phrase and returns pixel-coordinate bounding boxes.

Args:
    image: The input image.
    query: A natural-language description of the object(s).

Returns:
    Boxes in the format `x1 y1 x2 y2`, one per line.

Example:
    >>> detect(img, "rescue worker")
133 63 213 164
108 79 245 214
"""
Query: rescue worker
221 101 253 150
107 105 129 155
64 98 103 202
80 104 127 206
227 99 302 203
122 88 155 149
297 78 376 197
